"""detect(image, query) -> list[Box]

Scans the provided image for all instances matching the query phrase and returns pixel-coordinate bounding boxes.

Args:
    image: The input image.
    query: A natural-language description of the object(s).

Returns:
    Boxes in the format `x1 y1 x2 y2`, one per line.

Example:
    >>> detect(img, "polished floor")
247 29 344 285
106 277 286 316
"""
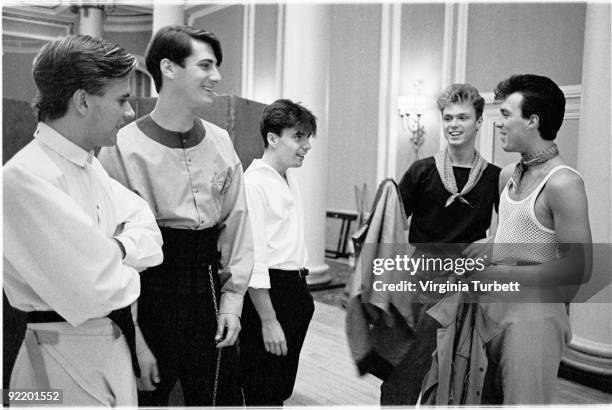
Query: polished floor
286 300 612 406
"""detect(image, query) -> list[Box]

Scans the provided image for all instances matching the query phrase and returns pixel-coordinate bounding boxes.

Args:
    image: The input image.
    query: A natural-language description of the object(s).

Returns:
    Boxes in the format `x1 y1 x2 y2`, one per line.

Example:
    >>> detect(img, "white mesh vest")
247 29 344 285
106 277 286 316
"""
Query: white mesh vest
493 165 582 265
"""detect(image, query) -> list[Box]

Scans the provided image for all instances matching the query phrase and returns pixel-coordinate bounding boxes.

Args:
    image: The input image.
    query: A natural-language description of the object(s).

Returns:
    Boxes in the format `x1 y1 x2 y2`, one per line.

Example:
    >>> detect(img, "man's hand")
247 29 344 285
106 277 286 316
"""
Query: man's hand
215 313 241 347
465 265 513 299
463 236 494 265
136 348 160 391
261 318 288 356
465 266 495 295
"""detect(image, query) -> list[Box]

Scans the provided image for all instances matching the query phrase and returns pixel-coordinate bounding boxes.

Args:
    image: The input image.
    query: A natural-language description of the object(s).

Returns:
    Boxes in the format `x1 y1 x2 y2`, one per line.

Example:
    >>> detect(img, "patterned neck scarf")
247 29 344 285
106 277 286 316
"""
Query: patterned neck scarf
509 142 559 190
434 148 488 207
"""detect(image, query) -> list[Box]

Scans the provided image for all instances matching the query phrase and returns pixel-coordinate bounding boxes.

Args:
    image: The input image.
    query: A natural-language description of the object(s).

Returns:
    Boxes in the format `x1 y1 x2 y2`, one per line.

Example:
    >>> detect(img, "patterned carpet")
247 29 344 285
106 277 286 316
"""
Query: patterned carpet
310 259 353 309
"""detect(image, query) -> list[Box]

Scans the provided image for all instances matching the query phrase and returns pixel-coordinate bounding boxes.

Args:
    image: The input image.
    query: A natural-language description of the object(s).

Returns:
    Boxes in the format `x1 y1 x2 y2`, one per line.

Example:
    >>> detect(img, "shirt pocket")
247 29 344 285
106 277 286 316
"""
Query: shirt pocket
208 169 227 218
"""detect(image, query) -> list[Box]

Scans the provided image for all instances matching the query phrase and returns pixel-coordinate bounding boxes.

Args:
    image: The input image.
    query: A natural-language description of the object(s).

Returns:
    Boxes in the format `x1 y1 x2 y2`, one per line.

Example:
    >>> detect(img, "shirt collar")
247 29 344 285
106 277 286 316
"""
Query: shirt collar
250 158 296 188
136 115 206 149
251 158 285 179
34 122 94 167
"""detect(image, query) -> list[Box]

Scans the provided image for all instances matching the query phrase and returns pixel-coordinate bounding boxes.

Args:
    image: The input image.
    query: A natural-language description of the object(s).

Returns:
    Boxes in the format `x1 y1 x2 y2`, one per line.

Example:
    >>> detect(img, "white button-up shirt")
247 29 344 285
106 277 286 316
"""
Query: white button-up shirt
3 123 163 326
244 159 308 288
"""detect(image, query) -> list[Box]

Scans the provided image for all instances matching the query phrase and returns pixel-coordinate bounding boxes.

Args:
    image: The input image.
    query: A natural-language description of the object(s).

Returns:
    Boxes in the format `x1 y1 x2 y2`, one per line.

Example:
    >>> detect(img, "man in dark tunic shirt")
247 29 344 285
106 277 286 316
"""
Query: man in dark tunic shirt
381 83 500 405
399 156 500 244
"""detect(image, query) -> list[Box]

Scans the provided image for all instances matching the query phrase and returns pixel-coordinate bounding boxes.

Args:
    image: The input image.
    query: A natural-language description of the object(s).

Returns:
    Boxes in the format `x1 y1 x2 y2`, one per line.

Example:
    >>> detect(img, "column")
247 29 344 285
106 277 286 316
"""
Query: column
78 6 104 38
150 3 185 96
568 2 612 376
280 4 331 285
152 3 185 33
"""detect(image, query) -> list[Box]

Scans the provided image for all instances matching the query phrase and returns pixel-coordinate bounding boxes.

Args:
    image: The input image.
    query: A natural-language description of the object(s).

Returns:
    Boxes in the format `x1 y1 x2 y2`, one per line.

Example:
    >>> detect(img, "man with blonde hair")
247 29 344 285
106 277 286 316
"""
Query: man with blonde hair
381 83 500 405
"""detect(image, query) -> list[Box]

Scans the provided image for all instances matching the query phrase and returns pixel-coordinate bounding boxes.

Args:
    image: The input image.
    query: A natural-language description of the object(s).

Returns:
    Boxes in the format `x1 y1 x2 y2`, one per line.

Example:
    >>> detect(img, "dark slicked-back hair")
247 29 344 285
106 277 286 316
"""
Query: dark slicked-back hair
260 99 317 148
437 83 485 119
494 74 565 141
31 34 137 122
145 25 222 92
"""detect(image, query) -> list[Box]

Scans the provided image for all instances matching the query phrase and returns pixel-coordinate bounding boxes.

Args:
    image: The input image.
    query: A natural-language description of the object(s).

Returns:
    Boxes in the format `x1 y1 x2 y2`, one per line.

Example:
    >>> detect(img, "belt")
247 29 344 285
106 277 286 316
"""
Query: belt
269 268 309 278
27 306 141 378
158 226 220 264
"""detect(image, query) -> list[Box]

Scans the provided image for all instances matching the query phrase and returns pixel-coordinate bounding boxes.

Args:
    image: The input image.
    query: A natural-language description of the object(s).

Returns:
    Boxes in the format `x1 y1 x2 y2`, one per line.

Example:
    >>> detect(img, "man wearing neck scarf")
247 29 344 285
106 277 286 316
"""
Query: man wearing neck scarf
461 74 592 404
381 84 500 405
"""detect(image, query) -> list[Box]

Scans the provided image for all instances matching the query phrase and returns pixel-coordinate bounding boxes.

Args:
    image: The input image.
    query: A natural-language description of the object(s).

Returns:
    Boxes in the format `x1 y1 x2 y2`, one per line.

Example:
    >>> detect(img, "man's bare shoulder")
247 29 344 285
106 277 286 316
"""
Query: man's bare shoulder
543 166 591 244
544 167 587 209
546 167 584 192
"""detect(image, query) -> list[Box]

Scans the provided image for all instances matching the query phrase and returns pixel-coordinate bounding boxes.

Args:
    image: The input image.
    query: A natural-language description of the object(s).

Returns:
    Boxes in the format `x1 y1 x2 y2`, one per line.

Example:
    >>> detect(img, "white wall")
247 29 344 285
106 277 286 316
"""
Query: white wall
191 5 244 97
252 4 279 104
395 3 446 179
466 3 586 93
326 4 381 212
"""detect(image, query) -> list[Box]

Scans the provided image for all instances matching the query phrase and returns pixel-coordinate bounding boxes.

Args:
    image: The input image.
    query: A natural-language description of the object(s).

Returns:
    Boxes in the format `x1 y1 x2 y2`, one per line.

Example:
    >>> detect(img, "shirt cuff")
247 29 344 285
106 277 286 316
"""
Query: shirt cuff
114 236 135 265
219 292 244 317
248 270 271 289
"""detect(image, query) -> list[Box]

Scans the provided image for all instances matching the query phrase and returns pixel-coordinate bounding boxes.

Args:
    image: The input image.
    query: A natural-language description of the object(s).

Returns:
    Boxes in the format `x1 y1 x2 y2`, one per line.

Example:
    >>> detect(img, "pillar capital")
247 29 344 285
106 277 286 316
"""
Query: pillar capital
77 5 104 38
152 3 185 33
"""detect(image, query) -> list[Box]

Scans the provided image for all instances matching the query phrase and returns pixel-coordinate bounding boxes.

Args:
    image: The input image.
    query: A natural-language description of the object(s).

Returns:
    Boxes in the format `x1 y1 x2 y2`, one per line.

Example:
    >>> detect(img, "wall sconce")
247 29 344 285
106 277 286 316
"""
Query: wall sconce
398 94 426 157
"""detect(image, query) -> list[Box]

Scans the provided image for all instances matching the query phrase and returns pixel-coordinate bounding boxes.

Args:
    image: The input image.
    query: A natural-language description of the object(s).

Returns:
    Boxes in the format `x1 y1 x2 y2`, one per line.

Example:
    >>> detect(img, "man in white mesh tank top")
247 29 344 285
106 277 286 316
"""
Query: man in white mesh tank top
464 74 592 404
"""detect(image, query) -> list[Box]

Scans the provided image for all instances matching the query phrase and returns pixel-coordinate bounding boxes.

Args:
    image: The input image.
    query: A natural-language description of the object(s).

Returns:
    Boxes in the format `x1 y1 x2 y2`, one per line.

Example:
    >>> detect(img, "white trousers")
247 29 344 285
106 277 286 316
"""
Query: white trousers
10 317 137 407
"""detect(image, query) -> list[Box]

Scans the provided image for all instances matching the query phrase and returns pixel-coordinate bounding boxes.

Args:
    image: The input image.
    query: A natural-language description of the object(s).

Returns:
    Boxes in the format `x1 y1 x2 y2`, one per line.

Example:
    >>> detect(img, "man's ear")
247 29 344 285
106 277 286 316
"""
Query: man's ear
475 116 483 131
267 132 279 147
160 58 176 80
72 89 89 116
526 114 539 130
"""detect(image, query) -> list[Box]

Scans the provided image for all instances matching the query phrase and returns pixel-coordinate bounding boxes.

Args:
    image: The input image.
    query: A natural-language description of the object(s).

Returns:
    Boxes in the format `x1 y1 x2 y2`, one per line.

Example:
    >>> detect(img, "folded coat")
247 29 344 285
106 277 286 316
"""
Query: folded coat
420 292 503 405
345 178 416 376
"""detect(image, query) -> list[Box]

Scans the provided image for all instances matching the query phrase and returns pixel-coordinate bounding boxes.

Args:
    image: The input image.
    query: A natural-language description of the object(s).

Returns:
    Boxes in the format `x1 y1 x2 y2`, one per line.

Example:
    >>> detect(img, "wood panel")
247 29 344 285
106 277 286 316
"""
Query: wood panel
287 302 382 406
2 98 36 164
227 95 265 170
2 95 265 168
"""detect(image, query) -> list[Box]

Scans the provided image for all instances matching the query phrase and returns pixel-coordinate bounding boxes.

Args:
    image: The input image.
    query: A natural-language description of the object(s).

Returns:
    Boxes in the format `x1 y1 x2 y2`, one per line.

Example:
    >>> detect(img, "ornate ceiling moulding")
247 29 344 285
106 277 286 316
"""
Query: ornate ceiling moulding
2 12 73 41
104 13 152 33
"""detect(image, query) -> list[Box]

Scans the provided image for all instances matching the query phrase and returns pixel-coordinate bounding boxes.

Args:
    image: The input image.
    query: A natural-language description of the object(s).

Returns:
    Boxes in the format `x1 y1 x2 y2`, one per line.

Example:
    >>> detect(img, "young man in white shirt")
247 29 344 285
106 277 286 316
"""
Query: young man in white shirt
240 99 317 406
3 35 163 406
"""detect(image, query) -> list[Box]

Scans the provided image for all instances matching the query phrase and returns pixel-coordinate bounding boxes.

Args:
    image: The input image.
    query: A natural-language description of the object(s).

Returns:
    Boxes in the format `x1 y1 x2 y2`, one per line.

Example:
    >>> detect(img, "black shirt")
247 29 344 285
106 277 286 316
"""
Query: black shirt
398 156 500 244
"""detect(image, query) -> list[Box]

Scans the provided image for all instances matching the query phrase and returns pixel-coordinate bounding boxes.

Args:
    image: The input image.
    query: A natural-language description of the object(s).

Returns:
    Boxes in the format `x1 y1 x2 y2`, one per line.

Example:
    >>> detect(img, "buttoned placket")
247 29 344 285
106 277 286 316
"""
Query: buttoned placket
180 137 206 228
83 154 104 228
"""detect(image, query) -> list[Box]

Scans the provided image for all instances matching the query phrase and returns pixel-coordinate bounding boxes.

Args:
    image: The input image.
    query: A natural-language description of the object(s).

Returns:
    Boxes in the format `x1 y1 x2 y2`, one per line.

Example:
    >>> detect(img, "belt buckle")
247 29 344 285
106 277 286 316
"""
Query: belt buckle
298 268 309 278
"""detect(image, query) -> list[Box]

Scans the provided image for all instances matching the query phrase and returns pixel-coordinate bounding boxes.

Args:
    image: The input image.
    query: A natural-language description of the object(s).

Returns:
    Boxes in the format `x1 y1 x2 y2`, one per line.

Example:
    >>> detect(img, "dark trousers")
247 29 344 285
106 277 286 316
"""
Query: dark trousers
240 270 315 406
380 301 441 405
380 251 463 406
137 227 242 407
